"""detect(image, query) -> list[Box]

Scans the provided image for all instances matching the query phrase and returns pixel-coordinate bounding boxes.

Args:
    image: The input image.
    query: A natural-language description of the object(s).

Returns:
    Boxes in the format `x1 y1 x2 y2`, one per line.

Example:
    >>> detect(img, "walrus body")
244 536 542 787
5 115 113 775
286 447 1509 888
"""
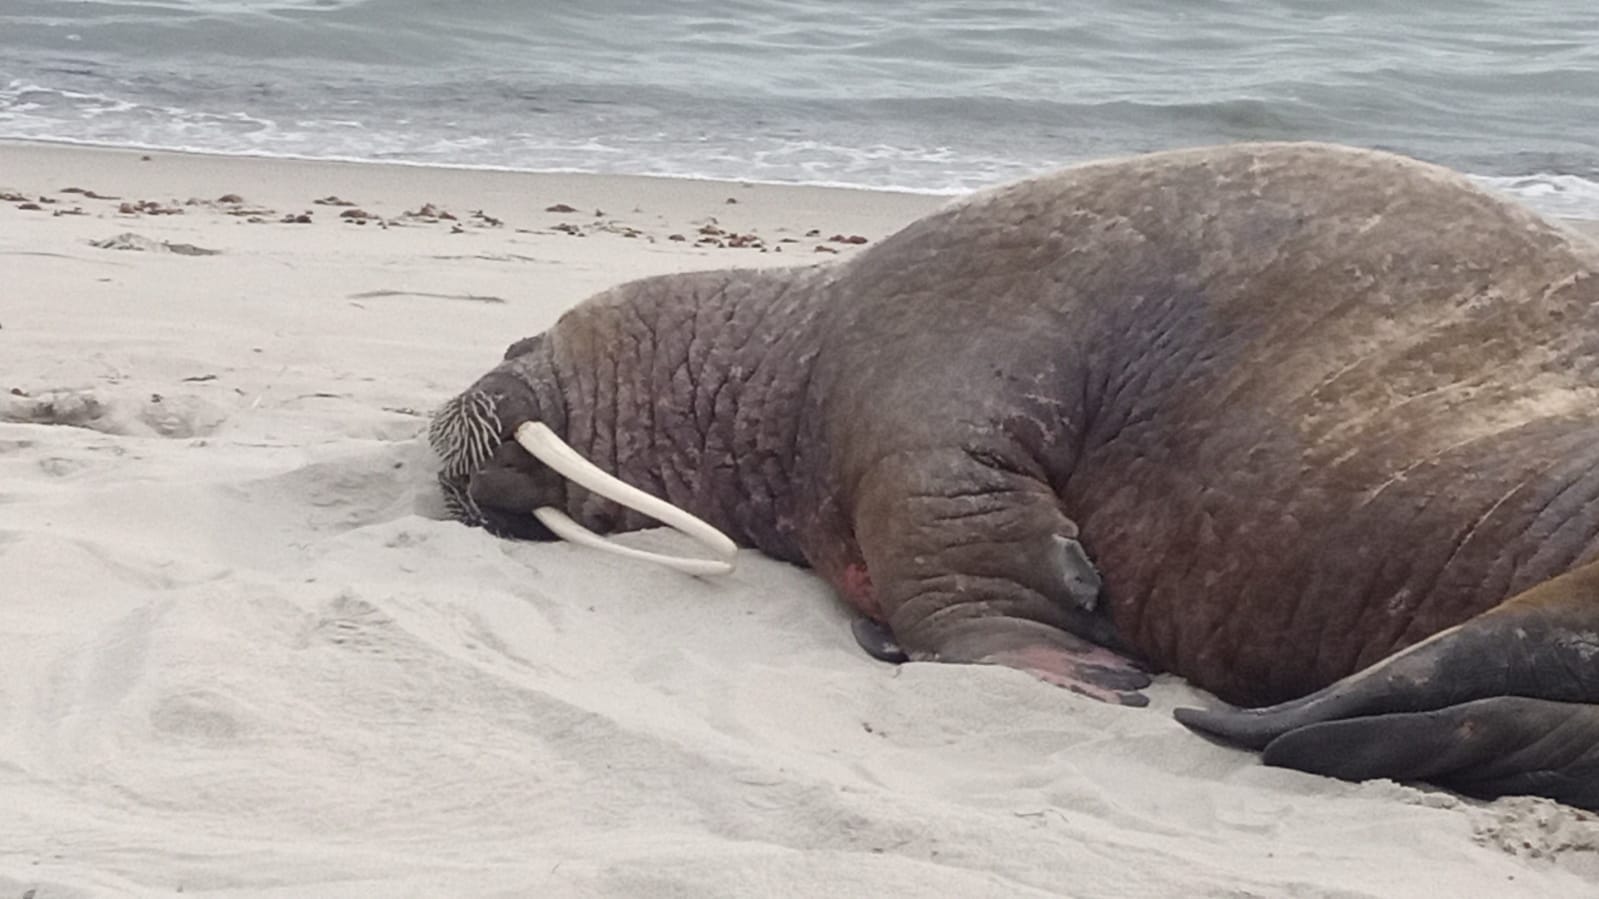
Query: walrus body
433 142 1599 808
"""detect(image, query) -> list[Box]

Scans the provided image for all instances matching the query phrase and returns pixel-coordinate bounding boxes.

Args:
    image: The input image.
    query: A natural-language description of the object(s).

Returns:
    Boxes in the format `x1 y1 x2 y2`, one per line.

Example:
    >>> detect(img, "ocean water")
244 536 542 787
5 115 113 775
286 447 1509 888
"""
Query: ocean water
2 0 1597 217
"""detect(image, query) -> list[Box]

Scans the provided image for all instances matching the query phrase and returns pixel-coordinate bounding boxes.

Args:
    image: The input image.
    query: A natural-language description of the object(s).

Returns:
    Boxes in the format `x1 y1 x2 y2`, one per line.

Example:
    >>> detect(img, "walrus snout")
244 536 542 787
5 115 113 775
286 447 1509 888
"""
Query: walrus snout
460 436 567 540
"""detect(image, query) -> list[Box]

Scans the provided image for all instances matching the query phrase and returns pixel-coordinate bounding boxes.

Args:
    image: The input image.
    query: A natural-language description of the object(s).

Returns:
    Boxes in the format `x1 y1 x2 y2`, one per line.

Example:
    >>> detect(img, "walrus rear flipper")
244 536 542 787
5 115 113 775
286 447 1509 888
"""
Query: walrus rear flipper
1175 559 1599 809
1261 698 1599 810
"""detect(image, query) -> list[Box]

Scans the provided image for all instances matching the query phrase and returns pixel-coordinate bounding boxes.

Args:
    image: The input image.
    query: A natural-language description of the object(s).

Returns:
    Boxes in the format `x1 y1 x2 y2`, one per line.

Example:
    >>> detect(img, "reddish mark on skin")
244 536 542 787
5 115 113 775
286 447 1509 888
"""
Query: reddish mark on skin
988 645 1134 704
839 562 885 621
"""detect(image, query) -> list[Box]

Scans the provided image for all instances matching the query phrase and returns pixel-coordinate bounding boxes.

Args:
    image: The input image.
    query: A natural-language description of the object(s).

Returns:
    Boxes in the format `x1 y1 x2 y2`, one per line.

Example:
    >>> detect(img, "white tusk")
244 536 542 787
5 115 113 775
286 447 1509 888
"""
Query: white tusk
533 507 734 577
515 421 738 575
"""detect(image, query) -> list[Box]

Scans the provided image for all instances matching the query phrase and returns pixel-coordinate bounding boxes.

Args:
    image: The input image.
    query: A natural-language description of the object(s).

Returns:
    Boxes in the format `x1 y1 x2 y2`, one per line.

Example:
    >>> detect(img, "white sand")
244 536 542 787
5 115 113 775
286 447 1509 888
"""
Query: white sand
3 140 1599 898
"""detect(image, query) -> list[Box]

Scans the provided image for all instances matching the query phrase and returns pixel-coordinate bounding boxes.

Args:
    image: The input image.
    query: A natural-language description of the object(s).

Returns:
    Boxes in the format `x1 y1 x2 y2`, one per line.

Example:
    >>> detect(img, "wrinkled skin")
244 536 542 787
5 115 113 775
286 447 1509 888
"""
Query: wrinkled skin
433 142 1599 808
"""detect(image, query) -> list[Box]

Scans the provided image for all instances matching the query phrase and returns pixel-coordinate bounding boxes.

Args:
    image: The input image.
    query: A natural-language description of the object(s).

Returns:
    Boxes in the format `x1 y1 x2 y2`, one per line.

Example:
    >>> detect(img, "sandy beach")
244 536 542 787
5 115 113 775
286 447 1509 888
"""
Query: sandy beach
5 140 1599 898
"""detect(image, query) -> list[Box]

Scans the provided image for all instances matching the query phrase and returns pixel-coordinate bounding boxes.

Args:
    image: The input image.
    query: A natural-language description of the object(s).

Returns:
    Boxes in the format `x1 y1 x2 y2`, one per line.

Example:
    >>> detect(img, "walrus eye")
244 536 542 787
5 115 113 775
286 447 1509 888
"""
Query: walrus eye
514 421 739 577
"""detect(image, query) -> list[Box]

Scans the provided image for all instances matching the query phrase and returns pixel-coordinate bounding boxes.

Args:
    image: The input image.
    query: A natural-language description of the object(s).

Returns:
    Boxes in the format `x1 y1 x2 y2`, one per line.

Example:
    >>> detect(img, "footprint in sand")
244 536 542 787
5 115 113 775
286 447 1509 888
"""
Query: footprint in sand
149 690 248 743
237 439 440 534
306 592 402 656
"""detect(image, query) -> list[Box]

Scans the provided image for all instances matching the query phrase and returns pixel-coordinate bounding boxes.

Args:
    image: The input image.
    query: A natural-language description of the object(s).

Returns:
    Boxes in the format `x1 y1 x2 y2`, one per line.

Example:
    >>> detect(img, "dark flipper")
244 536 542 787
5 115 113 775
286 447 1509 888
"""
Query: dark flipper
1175 559 1599 809
851 618 909 664
1261 698 1599 809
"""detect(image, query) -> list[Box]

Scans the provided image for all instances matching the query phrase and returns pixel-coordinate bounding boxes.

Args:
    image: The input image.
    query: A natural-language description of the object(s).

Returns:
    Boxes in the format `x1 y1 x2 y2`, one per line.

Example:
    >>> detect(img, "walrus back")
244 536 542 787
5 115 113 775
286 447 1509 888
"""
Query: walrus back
816 142 1599 703
997 144 1599 703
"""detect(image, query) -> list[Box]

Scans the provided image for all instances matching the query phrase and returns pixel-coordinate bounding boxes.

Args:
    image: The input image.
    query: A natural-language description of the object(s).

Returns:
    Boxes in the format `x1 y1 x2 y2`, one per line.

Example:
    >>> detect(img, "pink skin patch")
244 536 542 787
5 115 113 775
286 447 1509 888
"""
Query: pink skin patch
839 562 884 620
832 558 1146 704
984 645 1150 706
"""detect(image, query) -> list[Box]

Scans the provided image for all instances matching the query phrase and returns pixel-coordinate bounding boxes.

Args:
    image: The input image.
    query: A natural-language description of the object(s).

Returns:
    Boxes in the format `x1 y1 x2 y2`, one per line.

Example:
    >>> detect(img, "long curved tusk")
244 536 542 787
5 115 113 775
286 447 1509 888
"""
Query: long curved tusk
515 421 738 574
533 507 734 576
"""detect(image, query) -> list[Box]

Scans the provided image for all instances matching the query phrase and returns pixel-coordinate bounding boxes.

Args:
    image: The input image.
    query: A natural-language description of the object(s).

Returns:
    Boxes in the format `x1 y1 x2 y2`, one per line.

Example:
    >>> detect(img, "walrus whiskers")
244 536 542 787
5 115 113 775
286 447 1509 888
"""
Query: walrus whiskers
429 390 503 479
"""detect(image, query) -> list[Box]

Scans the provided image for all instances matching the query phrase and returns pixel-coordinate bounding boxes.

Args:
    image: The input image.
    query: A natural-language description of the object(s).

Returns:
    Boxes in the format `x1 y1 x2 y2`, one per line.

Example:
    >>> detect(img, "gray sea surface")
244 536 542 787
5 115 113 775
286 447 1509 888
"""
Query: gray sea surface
2 0 1597 215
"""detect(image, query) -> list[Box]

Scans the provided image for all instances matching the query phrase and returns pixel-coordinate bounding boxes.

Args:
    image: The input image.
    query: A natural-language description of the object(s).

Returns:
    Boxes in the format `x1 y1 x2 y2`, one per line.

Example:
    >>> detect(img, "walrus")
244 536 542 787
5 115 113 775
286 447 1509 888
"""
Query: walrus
429 142 1599 810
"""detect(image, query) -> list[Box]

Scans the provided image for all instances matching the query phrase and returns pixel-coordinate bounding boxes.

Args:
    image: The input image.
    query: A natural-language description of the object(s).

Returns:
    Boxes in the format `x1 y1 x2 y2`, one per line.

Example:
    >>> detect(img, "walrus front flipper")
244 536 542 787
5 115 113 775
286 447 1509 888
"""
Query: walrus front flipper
930 619 1152 706
1260 698 1599 810
851 618 909 664
848 445 1148 704
1176 559 1599 807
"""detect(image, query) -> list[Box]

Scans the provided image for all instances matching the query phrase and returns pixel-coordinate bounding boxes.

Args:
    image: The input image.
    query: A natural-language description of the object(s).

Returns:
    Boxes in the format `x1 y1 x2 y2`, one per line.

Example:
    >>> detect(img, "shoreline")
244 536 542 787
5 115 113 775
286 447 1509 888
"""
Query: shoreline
0 136 966 209
2 135 976 198
5 136 1595 237
0 134 946 263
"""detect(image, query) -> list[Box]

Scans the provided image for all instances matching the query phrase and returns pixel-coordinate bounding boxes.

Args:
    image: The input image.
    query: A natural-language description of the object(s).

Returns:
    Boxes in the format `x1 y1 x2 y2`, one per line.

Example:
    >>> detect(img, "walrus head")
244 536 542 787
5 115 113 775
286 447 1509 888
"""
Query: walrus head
429 334 737 576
